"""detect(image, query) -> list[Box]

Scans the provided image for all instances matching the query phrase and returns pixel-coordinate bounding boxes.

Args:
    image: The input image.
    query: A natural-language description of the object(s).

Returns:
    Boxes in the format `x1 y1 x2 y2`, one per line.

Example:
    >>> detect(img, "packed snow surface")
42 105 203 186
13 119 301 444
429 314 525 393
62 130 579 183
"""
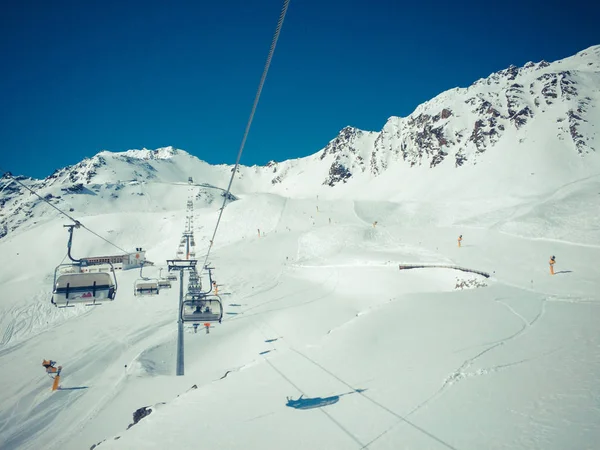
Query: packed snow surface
0 179 599 450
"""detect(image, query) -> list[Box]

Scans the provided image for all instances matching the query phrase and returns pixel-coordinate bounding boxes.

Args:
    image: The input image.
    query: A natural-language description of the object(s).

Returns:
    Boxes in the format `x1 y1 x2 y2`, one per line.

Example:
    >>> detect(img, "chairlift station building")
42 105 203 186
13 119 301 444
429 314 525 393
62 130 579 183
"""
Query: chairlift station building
80 248 150 272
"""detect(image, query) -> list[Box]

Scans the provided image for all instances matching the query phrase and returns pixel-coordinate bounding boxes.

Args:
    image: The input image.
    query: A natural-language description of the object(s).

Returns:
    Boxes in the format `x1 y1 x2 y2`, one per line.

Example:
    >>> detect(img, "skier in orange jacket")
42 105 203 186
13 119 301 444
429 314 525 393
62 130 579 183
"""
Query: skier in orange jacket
549 256 556 275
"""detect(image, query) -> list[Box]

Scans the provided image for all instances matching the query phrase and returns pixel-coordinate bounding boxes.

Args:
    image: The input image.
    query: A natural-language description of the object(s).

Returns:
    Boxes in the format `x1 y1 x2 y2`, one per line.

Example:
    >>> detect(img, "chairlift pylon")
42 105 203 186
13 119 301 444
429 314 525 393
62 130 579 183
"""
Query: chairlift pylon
51 224 118 307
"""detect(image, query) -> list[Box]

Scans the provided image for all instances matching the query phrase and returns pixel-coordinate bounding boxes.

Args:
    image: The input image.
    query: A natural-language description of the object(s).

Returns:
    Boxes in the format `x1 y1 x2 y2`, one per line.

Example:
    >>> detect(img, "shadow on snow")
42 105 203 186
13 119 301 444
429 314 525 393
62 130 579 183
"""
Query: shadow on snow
286 389 367 410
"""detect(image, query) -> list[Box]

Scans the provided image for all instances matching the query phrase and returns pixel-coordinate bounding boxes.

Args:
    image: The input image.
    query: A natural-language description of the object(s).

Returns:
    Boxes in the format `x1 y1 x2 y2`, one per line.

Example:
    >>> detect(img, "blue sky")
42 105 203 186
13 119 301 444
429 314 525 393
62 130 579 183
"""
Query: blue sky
1 0 598 179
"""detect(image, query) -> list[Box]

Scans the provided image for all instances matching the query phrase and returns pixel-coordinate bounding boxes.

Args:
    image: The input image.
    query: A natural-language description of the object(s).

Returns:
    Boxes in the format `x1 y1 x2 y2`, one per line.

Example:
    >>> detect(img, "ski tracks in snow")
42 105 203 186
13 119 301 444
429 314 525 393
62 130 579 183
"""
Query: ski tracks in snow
251 315 368 449
227 267 339 321
406 295 551 423
0 290 91 353
445 296 549 384
246 301 459 450
361 294 554 449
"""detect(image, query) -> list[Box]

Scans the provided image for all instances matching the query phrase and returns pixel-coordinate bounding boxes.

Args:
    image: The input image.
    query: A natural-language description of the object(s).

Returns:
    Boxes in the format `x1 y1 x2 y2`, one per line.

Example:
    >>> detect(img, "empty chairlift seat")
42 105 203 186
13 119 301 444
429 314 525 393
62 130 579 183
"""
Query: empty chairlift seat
158 279 172 289
134 280 159 296
182 295 223 323
52 272 116 307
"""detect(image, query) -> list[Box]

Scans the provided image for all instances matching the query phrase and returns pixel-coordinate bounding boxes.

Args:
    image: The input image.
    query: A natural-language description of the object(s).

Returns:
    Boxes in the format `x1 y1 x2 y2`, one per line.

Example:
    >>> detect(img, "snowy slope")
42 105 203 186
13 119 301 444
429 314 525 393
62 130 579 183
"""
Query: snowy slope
0 45 599 450
1 191 598 450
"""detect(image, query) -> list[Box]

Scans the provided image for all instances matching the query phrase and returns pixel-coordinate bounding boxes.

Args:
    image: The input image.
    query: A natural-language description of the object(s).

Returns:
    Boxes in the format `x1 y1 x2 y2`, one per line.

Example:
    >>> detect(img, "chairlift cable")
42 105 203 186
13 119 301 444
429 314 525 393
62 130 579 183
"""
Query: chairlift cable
201 0 290 271
0 166 82 225
78 224 130 254
0 167 131 254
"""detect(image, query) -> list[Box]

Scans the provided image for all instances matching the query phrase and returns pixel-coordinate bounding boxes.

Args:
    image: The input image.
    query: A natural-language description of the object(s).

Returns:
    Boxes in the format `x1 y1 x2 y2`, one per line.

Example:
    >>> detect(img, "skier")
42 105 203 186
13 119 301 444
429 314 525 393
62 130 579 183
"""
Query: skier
458 235 463 248
549 255 556 275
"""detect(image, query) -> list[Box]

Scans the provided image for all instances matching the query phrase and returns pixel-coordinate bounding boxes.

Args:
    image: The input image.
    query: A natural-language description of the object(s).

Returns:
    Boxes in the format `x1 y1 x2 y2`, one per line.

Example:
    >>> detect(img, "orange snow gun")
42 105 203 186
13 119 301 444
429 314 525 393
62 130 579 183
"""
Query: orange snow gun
42 360 62 391
458 235 463 248
549 256 556 275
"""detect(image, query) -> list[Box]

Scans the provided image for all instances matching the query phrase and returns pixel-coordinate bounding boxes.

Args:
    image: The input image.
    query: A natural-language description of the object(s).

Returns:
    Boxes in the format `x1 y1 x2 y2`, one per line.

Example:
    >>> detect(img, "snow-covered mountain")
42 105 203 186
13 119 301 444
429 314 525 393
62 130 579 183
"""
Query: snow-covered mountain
265 45 600 191
3 46 600 240
0 147 237 239
1 46 600 450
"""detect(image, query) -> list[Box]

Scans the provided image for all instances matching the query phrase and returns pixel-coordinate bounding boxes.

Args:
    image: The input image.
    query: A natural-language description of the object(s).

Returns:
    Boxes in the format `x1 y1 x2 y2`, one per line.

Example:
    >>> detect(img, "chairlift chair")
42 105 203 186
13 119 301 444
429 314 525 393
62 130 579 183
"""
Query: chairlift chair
188 284 202 295
181 295 223 323
134 261 160 296
134 280 160 296
158 279 172 289
156 268 172 289
52 268 116 307
51 225 118 307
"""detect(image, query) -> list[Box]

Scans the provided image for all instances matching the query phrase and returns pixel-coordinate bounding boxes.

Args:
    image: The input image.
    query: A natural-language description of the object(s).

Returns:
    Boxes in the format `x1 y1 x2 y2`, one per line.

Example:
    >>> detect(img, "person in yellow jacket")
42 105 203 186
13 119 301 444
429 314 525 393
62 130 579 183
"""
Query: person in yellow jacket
458 235 463 247
549 255 556 275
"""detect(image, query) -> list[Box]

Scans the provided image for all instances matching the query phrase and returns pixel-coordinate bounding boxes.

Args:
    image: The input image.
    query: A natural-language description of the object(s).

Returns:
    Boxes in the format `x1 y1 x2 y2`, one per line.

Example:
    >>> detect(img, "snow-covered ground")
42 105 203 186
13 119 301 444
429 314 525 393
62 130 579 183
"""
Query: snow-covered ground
2 44 600 450
1 176 599 450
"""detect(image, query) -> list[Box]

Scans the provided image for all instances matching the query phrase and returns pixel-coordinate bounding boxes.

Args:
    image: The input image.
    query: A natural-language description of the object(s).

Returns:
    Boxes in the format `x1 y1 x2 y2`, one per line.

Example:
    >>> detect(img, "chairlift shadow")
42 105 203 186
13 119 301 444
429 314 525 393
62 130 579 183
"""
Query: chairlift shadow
57 386 89 391
225 312 239 315
286 389 367 410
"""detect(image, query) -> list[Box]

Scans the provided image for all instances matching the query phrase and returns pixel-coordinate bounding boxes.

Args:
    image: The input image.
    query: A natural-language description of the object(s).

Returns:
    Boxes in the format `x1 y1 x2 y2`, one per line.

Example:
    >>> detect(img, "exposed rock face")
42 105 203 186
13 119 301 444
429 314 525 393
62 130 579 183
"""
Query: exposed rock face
127 406 154 430
312 46 599 186
320 126 378 186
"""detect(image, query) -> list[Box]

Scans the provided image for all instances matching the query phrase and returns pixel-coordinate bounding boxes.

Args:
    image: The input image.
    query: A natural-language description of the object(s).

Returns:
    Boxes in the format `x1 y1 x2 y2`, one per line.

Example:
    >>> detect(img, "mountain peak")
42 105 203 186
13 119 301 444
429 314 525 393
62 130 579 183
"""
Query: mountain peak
100 146 182 161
